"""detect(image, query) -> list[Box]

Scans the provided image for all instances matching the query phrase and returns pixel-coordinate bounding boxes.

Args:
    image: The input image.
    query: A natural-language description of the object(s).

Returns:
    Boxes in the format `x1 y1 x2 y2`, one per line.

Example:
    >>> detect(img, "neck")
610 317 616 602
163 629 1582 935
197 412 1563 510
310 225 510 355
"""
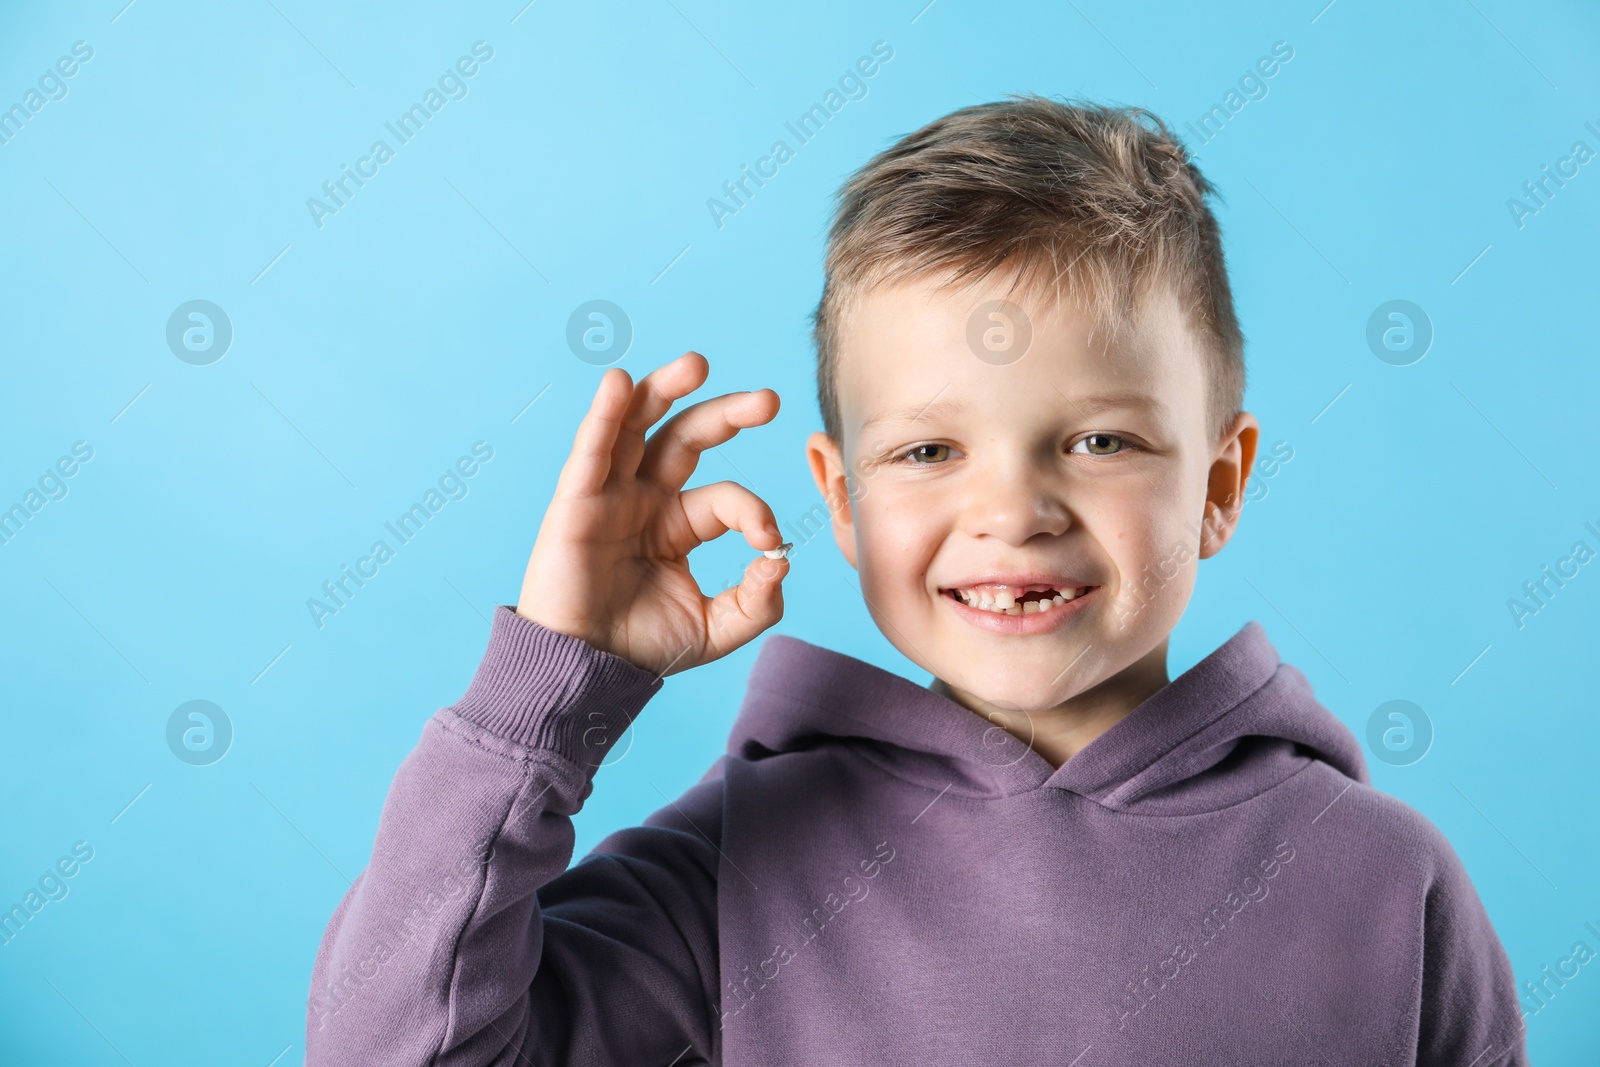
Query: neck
930 640 1171 770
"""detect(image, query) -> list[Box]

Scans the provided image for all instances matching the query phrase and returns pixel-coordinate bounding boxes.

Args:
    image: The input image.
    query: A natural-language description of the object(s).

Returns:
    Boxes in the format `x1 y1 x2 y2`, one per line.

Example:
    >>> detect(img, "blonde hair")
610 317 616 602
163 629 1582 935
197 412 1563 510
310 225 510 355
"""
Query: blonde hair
811 94 1244 444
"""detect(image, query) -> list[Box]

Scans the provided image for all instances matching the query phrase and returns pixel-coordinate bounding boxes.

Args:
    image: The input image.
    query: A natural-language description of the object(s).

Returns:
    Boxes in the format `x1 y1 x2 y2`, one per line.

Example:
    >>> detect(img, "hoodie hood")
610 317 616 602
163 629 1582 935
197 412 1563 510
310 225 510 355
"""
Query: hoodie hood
725 621 1369 812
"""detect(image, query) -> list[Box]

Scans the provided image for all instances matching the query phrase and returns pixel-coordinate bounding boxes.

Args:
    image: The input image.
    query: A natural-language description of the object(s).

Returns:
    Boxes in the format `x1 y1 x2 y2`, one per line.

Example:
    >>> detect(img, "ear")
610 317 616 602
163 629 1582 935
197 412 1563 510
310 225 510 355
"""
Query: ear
806 430 858 569
1198 411 1260 560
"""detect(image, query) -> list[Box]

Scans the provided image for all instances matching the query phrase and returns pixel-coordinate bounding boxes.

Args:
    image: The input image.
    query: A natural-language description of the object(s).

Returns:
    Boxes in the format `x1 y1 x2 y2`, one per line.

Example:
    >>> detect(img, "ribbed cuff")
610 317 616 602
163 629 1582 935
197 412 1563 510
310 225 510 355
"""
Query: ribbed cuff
446 605 666 767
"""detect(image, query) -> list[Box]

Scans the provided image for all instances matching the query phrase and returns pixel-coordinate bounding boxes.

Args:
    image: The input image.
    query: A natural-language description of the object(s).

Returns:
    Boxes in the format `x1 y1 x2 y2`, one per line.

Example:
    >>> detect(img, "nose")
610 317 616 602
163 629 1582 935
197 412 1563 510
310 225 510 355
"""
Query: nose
954 450 1072 546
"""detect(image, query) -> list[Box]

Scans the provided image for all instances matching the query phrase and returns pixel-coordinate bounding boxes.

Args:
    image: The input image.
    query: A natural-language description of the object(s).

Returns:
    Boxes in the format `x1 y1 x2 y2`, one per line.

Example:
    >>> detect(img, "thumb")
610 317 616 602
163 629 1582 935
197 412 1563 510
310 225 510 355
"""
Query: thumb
703 553 789 660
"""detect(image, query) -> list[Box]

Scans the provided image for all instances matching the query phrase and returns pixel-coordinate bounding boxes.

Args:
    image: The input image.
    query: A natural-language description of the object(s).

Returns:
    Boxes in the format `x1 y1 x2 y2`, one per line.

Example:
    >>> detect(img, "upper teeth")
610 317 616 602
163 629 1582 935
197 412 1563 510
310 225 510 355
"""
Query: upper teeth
950 586 1083 615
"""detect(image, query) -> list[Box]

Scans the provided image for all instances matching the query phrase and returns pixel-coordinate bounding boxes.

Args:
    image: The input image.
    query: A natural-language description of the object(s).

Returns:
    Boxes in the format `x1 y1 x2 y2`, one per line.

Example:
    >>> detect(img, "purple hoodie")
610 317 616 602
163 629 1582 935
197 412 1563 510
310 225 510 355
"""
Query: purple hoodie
306 605 1528 1065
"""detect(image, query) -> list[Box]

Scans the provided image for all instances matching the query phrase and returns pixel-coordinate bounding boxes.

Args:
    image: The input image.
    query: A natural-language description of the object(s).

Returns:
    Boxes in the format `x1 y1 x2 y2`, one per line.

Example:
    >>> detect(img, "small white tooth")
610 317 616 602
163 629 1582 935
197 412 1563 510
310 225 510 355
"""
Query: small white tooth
955 584 1086 614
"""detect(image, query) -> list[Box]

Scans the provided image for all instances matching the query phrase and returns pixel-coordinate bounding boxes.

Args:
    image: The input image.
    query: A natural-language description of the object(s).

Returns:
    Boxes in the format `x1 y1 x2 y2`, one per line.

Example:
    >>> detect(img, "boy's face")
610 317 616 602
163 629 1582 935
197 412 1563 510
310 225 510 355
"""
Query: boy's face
806 269 1258 720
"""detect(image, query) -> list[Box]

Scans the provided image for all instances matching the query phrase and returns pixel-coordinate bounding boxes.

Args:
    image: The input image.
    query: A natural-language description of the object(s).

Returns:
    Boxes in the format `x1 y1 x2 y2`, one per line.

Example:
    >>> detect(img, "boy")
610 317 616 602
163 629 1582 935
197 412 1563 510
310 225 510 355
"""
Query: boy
306 96 1527 1065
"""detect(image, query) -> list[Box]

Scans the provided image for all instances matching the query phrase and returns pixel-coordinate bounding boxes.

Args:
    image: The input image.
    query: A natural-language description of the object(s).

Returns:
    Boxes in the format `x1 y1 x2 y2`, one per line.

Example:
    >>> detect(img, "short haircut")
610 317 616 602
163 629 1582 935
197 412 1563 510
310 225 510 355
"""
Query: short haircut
810 94 1245 445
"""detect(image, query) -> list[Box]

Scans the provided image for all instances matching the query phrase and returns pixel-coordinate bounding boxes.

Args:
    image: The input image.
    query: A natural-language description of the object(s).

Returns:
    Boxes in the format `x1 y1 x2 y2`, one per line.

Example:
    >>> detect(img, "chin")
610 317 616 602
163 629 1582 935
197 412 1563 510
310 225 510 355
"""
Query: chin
938 667 1068 715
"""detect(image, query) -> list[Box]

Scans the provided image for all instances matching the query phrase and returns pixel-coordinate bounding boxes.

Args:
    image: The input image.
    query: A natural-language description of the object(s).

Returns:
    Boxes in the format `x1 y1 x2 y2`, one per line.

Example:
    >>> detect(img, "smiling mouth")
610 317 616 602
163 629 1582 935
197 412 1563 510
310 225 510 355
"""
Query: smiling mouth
941 584 1094 617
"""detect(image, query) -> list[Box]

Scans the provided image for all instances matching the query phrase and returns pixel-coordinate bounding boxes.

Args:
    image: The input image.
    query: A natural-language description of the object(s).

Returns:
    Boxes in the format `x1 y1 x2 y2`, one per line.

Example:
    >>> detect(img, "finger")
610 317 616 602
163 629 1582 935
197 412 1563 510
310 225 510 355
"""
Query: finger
678 480 785 553
554 367 633 497
611 352 709 480
701 551 789 662
638 388 780 490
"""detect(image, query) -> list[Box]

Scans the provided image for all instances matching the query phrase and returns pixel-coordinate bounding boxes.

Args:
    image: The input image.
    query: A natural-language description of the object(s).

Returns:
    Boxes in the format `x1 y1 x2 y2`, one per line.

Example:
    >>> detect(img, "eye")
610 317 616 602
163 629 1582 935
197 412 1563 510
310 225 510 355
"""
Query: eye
1070 433 1128 456
895 443 954 466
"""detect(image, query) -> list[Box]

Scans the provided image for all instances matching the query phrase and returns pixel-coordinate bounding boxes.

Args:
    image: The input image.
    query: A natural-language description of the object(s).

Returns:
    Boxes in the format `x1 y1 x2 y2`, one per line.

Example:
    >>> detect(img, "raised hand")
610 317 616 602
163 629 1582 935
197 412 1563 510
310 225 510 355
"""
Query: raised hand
515 351 790 677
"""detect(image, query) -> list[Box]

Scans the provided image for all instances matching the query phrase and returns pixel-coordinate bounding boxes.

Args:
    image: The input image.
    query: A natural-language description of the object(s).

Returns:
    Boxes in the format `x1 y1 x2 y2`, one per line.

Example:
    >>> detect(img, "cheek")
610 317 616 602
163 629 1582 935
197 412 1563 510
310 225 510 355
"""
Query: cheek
854 490 943 590
1094 470 1196 543
1145 515 1202 581
1085 482 1182 555
1088 485 1201 601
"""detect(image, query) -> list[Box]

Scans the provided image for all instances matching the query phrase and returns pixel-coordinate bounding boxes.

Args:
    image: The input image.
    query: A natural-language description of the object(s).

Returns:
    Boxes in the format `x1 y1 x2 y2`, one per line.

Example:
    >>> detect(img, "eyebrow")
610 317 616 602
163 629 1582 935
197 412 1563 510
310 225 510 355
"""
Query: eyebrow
859 396 965 435
858 390 1166 435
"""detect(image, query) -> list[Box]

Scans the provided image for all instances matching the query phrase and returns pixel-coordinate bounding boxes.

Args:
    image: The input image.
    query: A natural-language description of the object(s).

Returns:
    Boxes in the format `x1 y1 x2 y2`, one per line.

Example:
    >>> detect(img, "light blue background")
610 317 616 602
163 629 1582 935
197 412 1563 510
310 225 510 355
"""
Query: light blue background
2 0 1597 1062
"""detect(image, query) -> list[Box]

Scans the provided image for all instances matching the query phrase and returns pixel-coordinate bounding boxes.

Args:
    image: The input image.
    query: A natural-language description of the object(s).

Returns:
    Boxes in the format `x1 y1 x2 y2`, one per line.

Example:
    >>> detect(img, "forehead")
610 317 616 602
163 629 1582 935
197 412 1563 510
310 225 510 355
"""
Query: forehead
835 270 1204 442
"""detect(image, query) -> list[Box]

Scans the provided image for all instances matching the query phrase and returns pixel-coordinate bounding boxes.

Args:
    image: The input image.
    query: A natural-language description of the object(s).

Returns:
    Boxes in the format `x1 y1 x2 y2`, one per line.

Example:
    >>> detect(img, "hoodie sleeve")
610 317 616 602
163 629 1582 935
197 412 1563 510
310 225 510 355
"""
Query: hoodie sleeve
304 605 725 1067
1415 822 1529 1066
